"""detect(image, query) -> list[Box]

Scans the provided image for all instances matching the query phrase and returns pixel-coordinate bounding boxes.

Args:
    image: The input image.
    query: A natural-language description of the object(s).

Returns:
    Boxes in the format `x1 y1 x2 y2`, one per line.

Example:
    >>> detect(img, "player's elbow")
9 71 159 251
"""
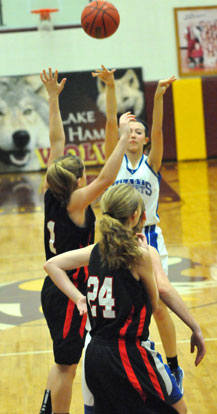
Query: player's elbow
158 284 168 298
151 292 159 313
157 279 170 298
43 258 53 274
151 300 158 314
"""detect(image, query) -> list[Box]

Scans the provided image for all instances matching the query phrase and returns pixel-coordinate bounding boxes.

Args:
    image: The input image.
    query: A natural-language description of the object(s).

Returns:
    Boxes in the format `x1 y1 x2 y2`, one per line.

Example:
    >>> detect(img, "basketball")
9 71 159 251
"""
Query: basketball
81 1 120 39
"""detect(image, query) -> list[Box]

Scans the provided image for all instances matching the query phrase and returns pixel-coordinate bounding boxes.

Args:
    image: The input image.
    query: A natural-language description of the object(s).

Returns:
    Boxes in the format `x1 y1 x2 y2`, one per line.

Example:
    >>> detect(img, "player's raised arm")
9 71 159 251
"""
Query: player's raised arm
40 67 67 191
68 111 135 212
148 76 176 173
92 65 119 160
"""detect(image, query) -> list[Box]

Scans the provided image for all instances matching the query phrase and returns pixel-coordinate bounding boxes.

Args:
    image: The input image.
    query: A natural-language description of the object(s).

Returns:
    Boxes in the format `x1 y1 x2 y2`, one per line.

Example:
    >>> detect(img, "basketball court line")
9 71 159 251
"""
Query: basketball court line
0 337 215 358
167 240 217 246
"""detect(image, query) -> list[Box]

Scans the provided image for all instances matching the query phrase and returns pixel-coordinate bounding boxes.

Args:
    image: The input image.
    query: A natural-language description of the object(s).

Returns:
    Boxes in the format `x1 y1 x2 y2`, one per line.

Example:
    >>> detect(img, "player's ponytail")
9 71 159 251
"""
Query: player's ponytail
99 184 145 269
47 154 84 206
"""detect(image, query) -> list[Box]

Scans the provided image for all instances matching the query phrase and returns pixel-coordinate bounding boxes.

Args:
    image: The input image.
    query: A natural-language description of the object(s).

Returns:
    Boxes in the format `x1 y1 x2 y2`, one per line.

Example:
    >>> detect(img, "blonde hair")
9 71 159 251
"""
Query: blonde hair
99 184 145 270
47 154 84 206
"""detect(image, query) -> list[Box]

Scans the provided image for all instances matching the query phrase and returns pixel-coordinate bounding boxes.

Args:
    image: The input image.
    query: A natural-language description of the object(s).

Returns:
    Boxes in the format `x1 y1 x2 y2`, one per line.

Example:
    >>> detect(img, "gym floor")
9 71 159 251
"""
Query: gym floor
0 159 217 413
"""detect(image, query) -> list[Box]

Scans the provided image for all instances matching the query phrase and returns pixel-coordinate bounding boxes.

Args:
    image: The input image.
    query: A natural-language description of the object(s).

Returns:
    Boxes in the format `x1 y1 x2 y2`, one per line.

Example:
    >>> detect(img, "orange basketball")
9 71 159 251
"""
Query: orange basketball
81 1 120 39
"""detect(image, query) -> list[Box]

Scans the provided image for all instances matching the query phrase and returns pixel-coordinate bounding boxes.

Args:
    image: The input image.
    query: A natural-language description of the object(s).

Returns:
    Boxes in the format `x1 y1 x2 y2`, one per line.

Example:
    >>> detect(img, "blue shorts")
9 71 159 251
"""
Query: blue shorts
144 225 168 275
141 340 183 404
82 333 182 407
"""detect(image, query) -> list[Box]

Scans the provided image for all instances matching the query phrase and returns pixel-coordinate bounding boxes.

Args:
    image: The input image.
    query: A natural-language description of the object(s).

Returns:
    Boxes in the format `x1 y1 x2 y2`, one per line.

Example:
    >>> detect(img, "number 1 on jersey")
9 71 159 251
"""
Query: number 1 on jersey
47 220 56 254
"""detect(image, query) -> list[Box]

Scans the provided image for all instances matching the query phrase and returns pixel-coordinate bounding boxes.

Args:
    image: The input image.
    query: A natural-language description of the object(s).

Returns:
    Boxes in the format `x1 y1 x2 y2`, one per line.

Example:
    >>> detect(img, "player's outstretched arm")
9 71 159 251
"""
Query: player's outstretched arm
148 76 176 173
40 67 67 191
149 245 206 366
92 65 118 160
161 281 206 366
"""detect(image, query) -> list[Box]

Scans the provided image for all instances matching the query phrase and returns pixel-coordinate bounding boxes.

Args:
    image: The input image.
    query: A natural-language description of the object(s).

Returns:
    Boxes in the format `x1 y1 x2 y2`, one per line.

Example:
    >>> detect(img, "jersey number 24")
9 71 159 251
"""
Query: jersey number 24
87 276 115 319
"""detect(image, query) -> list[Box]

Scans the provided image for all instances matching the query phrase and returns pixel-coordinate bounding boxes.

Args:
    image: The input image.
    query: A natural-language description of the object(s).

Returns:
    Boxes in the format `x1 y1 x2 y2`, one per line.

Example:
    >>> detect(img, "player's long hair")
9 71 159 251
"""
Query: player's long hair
99 184 145 270
136 119 151 154
47 154 84 206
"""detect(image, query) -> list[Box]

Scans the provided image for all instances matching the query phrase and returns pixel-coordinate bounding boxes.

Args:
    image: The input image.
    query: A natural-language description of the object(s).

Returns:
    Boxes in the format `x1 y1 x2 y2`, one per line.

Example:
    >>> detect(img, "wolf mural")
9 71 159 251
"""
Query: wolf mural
0 76 49 172
96 69 145 117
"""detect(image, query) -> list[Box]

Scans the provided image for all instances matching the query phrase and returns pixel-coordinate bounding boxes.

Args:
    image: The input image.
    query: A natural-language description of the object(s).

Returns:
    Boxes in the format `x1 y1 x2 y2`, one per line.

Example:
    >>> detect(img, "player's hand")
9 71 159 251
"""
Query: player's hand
119 112 136 140
190 328 206 366
40 67 67 97
119 112 136 125
76 296 87 316
91 65 116 86
136 233 148 249
155 76 176 97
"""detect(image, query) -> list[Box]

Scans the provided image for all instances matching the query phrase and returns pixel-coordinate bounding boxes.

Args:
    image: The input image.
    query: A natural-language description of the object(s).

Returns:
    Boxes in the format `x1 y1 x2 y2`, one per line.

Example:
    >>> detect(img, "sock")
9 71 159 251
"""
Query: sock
40 389 52 414
167 356 178 372
84 405 94 414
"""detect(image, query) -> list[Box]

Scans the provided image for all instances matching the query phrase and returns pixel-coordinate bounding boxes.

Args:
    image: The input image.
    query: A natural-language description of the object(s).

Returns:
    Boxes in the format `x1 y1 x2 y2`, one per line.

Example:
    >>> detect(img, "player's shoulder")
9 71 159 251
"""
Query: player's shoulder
44 188 54 202
44 188 53 209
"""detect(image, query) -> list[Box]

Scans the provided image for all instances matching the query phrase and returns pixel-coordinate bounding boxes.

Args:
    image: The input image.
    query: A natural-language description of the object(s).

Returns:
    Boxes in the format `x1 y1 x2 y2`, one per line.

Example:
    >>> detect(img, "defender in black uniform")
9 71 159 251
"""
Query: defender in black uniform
42 189 95 365
44 183 205 414
44 184 179 413
39 68 134 414
85 244 177 414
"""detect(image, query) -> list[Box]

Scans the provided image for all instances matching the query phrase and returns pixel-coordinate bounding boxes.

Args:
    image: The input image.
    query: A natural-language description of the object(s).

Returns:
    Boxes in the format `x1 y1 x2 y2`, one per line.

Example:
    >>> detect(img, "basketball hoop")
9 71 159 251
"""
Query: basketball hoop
31 8 59 31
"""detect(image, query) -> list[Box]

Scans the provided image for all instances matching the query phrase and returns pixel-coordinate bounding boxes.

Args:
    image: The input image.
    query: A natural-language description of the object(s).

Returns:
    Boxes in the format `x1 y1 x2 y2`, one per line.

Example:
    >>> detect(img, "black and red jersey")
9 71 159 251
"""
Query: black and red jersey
87 244 152 341
44 188 95 286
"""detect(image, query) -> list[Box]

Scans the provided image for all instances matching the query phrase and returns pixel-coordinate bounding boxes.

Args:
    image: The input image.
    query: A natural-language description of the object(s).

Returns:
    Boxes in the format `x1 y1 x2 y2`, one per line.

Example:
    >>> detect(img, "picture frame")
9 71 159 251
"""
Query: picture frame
174 6 217 76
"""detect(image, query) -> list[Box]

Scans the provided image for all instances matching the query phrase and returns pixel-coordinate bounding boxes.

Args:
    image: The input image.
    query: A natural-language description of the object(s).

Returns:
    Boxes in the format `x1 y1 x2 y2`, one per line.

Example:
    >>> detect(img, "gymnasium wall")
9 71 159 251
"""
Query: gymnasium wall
0 0 216 80
0 0 216 163
145 76 217 161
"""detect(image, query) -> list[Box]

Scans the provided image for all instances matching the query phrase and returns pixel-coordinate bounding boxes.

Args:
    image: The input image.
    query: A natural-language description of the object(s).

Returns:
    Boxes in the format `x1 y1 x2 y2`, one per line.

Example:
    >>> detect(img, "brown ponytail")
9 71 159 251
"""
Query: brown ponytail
47 154 84 206
99 184 145 269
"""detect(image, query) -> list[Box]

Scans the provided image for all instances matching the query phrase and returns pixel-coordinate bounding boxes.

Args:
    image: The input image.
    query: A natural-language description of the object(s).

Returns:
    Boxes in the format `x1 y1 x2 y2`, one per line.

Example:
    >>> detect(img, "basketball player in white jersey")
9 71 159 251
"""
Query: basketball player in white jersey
91 66 184 394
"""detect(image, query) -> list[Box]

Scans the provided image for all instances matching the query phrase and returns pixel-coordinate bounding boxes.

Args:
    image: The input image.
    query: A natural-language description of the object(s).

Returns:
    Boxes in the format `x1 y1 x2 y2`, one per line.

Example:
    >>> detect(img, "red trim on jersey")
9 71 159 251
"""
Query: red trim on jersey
118 306 147 401
88 232 92 244
63 278 80 339
119 306 134 336
63 299 75 339
79 313 87 338
136 340 165 400
84 265 89 283
136 304 147 337
118 338 147 402
72 267 80 281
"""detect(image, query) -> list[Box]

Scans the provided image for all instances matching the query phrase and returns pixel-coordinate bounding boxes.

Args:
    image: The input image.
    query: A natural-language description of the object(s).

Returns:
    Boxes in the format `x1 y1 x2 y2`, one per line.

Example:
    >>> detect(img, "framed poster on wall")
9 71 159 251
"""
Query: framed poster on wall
174 6 217 77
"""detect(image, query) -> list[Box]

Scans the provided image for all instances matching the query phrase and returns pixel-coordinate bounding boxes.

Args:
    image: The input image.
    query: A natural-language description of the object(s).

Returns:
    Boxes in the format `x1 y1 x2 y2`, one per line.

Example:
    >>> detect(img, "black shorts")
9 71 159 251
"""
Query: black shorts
41 276 87 365
85 337 178 414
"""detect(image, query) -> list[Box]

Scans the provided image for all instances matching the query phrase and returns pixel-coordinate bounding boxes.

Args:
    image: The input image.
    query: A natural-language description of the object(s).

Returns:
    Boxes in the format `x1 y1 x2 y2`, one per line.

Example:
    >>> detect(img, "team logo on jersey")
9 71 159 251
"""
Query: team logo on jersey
113 178 152 196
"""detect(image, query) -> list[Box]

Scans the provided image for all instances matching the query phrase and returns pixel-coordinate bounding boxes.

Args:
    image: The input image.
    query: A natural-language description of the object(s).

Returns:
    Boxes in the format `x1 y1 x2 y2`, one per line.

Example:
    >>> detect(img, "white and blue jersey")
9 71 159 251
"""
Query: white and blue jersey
113 154 160 226
112 154 168 274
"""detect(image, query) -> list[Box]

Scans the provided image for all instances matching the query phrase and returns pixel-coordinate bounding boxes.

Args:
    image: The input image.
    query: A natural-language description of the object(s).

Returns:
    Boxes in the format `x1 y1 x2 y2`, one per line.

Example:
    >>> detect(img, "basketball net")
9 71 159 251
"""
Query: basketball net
31 8 59 32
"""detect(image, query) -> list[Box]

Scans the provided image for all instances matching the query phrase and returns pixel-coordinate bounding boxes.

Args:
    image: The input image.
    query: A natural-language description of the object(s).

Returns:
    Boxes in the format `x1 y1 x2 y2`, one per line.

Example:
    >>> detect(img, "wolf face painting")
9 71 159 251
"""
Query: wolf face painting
96 69 145 117
0 76 49 172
